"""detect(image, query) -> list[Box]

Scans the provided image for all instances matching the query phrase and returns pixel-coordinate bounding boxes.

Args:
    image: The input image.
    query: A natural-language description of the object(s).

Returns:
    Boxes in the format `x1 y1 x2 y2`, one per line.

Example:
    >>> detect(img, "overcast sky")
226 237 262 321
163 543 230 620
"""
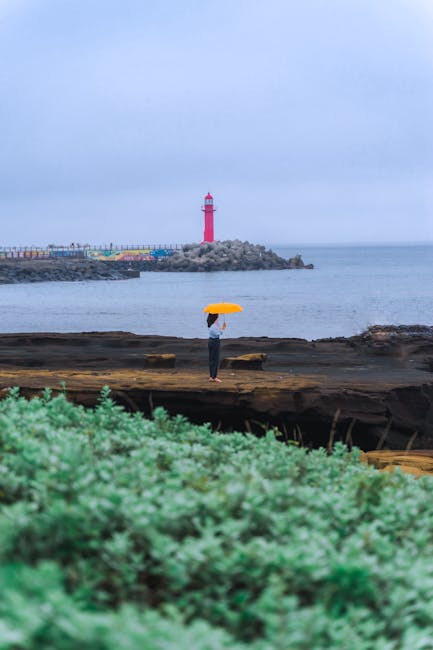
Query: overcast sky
0 0 432 246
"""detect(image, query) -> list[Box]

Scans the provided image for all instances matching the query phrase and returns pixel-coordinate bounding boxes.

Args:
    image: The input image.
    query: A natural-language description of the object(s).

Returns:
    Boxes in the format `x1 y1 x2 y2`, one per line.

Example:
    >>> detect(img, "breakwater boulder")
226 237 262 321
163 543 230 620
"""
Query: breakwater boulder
155 240 313 272
0 259 138 284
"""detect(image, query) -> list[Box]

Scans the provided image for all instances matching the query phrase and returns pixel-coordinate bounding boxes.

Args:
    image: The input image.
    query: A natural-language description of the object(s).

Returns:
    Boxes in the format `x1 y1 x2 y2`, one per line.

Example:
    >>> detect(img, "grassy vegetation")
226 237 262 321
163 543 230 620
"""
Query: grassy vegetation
1 387 433 648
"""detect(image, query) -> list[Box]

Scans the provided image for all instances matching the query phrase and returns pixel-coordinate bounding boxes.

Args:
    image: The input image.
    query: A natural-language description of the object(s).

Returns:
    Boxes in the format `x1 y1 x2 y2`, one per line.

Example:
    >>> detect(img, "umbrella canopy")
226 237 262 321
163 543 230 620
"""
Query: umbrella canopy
203 302 243 314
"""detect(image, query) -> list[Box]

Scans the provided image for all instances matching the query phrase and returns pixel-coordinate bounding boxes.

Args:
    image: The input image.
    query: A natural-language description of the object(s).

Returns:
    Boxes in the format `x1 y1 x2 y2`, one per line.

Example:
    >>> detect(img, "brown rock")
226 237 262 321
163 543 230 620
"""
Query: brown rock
1 329 433 449
383 464 426 477
143 353 176 368
221 353 267 370
361 450 433 476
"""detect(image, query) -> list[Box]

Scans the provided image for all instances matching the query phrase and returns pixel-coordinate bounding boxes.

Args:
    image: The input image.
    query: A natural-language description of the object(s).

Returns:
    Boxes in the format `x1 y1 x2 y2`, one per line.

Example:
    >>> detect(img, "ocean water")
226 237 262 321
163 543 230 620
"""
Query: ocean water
0 244 432 340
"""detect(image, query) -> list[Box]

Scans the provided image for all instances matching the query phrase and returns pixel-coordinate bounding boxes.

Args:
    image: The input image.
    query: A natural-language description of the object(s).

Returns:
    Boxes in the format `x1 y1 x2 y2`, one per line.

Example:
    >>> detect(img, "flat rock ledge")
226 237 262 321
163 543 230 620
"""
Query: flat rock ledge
362 450 433 477
1 326 433 451
220 353 267 370
143 353 176 368
154 240 313 272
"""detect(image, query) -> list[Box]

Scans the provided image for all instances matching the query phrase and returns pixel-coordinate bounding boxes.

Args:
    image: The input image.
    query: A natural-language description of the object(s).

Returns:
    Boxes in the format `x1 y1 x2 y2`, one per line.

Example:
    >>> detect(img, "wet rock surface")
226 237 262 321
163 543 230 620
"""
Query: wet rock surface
1 325 433 450
0 259 139 284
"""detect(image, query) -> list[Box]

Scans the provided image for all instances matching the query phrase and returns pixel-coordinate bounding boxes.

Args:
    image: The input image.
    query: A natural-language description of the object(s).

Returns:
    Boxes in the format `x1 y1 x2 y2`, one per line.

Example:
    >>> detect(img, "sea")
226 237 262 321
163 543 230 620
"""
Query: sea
1 244 432 341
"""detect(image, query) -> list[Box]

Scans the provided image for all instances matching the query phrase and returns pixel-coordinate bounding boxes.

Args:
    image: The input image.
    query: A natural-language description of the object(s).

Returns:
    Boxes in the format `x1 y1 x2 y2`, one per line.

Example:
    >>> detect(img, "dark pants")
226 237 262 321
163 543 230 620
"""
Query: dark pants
208 337 220 378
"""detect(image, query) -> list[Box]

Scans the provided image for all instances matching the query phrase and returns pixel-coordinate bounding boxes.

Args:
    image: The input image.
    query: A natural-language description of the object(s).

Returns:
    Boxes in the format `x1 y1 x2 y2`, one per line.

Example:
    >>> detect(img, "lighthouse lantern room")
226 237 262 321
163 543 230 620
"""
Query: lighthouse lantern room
202 192 215 243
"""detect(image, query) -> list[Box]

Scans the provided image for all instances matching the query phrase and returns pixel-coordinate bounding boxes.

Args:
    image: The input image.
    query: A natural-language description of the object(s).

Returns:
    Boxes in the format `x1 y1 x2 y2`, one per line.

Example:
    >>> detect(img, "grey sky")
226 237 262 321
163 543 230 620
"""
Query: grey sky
0 0 432 246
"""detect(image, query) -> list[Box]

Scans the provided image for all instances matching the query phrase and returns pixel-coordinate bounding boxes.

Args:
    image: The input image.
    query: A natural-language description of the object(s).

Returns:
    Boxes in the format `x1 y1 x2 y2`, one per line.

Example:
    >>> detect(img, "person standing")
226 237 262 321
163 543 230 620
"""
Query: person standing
207 313 226 382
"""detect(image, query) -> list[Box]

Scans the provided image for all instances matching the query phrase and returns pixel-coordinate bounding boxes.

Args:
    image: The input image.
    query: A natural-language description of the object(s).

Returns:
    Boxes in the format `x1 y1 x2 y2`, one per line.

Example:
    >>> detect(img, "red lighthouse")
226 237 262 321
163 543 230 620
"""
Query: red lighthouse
202 192 215 243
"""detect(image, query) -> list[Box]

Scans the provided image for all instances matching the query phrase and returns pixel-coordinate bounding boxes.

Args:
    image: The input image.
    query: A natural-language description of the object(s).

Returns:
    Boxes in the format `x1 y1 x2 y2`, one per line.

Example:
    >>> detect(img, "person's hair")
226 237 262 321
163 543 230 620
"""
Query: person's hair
207 313 218 327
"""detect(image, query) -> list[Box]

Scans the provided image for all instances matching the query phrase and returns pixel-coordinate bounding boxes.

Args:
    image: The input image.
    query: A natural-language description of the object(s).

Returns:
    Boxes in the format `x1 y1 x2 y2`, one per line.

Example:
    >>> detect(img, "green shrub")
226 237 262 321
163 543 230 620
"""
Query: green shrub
1 389 433 648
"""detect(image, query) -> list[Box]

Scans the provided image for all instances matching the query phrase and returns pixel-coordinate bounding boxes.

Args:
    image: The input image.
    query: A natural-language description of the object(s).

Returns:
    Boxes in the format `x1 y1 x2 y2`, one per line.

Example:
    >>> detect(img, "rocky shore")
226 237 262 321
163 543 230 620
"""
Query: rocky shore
0 325 432 451
0 259 139 284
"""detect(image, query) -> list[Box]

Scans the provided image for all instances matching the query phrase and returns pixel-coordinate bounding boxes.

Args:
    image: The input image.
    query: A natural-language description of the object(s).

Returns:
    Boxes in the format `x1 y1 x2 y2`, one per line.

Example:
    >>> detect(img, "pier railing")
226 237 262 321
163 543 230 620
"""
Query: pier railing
0 244 182 261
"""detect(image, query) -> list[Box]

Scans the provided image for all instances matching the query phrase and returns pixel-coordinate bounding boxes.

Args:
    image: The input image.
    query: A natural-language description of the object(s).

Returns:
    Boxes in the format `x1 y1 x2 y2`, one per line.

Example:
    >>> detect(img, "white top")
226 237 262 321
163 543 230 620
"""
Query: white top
208 322 223 339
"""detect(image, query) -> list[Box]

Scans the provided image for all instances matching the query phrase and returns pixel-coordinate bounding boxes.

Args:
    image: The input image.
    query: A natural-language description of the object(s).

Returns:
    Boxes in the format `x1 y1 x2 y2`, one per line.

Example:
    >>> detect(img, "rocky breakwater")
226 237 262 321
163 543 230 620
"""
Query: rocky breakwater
156 240 314 272
0 259 139 284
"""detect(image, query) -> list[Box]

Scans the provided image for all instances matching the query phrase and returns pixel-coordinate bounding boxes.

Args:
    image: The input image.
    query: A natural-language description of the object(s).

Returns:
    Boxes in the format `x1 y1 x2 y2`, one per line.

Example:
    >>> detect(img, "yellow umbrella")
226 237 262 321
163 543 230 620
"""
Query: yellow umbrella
203 302 243 314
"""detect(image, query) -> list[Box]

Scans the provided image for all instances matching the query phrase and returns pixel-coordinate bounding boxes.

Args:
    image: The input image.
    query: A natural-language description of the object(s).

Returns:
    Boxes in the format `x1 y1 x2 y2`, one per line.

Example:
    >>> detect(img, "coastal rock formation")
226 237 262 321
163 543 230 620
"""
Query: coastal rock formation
155 240 313 272
143 353 176 368
1 326 433 450
362 450 433 477
220 353 267 370
286 253 314 270
0 259 139 284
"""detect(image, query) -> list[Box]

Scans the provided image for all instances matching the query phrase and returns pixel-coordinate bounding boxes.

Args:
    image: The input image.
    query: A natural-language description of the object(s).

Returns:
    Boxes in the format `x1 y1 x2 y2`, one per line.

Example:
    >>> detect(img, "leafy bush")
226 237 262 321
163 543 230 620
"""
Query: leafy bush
1 389 433 648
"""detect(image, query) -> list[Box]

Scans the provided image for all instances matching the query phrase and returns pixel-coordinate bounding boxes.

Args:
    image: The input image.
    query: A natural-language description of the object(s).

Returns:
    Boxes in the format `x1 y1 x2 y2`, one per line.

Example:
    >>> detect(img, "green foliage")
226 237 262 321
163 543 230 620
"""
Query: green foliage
1 391 433 648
